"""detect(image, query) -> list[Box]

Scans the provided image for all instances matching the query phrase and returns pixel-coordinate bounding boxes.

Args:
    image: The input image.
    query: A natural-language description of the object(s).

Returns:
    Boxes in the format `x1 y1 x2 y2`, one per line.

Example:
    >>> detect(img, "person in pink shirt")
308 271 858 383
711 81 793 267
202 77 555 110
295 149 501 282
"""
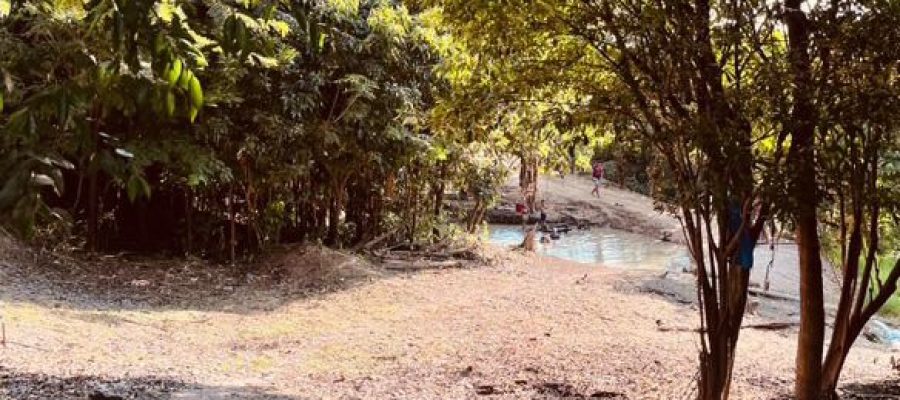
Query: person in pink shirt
591 161 605 197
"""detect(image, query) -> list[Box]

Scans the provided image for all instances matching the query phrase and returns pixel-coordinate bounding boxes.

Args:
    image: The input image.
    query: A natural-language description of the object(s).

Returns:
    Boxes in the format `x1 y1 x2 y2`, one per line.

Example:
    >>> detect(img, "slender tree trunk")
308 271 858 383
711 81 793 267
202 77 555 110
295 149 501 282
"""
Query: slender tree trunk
519 154 539 213
185 188 193 256
326 176 346 247
784 1 826 397
326 196 339 246
792 117 826 400
432 163 446 240
87 163 99 252
568 145 577 174
86 108 102 252
820 326 856 398
228 186 236 264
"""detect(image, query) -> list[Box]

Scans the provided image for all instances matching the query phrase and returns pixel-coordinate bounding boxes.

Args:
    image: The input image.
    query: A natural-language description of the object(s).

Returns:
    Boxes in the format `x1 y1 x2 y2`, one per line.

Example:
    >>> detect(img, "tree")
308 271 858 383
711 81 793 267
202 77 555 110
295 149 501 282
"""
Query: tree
424 1 790 397
1 0 462 256
783 1 900 397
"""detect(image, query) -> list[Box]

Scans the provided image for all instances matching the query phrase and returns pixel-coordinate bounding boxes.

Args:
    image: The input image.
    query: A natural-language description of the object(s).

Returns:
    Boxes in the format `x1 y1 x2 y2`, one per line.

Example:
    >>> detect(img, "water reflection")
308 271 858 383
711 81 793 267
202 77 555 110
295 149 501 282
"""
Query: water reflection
487 224 691 269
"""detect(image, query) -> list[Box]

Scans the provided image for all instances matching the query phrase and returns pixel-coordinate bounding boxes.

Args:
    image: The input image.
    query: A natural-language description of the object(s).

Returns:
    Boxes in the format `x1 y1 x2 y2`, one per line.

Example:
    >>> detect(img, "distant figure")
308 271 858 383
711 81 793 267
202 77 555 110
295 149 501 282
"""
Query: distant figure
515 202 527 227
540 234 551 244
591 161 605 197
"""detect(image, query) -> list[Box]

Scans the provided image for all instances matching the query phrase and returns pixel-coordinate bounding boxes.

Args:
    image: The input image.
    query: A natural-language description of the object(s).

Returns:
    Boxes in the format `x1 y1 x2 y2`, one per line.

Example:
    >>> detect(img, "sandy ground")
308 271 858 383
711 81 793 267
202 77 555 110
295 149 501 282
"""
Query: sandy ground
1 242 898 399
0 178 897 399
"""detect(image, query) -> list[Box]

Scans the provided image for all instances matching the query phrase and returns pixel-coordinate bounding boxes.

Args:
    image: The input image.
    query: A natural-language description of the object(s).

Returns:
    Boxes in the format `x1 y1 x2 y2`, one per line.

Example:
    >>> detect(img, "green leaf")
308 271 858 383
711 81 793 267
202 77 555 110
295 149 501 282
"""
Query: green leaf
222 16 235 52
0 91 4 112
31 172 62 195
178 68 193 90
166 59 182 86
0 0 10 18
236 21 248 58
188 106 198 123
31 173 54 187
125 174 151 203
270 20 290 37
188 76 203 109
126 175 141 202
155 0 176 23
250 54 278 68
153 32 166 55
49 168 64 196
166 90 175 116
187 173 202 187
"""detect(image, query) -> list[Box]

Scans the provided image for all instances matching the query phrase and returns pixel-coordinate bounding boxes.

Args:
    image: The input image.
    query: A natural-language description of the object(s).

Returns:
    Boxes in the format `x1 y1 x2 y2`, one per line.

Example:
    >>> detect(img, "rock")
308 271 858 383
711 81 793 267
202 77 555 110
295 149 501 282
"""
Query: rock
866 320 900 348
129 279 150 287
746 299 760 315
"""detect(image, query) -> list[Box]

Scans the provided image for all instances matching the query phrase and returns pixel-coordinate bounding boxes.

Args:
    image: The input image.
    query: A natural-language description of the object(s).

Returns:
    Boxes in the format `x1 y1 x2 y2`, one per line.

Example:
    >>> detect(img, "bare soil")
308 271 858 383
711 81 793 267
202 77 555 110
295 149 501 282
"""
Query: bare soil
1 234 898 399
2 179 899 399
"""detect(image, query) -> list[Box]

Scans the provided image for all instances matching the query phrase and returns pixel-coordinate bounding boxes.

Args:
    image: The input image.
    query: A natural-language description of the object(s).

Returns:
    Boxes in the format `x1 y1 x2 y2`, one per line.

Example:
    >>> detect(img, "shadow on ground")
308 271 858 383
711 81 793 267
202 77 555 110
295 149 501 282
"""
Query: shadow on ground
771 378 900 399
841 378 900 399
0 235 383 314
0 367 297 399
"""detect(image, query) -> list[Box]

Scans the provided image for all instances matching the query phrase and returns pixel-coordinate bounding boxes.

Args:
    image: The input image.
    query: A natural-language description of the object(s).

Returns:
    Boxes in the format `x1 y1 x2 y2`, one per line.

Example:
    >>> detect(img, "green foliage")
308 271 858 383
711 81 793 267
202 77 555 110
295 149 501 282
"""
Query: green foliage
0 0 465 253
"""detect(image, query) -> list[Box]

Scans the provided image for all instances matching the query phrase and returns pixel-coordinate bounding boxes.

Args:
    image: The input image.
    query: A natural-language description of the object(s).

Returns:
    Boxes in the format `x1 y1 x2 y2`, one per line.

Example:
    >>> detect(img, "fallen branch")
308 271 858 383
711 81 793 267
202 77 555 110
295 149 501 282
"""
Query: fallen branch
353 228 400 252
657 320 800 333
382 259 466 271
748 287 801 302
743 321 800 330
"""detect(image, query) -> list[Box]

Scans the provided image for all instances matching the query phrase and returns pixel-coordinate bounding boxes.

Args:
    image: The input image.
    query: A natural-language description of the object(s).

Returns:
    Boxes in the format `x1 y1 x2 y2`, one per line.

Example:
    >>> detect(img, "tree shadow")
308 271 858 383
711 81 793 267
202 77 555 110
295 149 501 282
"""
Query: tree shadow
0 241 383 315
0 366 299 399
771 378 900 399
840 378 900 399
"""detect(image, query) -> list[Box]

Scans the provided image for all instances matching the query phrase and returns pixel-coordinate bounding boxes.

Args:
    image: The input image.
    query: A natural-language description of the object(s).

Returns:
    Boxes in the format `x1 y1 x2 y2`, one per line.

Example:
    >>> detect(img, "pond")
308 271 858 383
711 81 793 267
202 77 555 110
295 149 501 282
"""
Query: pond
487 224 692 269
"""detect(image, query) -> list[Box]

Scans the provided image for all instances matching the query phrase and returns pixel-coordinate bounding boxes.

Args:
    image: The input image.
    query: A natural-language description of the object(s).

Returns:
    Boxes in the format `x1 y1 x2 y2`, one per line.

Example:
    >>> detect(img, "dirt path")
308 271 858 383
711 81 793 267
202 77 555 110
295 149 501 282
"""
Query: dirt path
1 244 897 399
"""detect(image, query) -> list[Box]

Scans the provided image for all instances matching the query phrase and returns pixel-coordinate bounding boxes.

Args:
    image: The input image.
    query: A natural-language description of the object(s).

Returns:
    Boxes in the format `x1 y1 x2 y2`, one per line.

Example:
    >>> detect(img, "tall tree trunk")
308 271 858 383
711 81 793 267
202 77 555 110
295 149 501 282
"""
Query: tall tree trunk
185 188 193 255
568 145 577 174
87 163 99 252
690 0 757 396
326 196 340 247
791 69 827 400
326 176 346 247
519 155 539 213
228 185 236 264
432 163 446 241
785 1 825 397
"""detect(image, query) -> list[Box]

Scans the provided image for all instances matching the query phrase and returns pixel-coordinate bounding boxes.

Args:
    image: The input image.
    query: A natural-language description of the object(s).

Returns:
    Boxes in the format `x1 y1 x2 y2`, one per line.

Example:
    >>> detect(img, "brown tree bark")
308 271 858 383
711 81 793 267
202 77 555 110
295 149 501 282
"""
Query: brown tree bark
519 155 538 213
87 162 99 252
432 163 447 241
326 177 347 247
784 1 826 397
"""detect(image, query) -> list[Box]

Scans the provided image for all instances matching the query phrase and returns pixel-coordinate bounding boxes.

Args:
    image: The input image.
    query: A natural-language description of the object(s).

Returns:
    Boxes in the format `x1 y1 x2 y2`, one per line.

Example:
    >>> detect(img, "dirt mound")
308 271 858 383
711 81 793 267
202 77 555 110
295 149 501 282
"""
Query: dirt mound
262 245 381 290
0 235 381 311
0 229 35 268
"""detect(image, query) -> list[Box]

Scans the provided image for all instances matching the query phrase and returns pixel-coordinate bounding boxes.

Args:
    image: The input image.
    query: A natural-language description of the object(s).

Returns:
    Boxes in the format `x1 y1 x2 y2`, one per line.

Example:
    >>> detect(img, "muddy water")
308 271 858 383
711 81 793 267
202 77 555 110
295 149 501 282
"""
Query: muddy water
488 225 691 269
